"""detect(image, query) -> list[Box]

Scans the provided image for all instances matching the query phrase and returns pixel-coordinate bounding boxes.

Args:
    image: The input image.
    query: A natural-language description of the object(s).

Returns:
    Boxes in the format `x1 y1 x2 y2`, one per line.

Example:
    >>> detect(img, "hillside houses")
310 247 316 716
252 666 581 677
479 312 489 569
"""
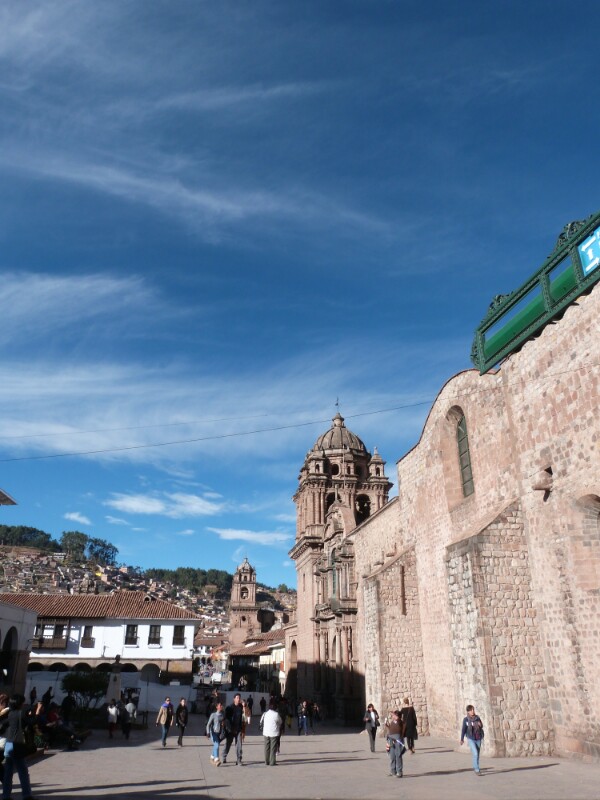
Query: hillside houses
0 547 231 636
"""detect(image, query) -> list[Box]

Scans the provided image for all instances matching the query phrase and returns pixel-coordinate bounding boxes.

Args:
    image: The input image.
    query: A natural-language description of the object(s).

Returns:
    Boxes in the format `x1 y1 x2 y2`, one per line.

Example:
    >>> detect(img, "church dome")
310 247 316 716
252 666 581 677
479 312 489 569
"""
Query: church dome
312 412 367 454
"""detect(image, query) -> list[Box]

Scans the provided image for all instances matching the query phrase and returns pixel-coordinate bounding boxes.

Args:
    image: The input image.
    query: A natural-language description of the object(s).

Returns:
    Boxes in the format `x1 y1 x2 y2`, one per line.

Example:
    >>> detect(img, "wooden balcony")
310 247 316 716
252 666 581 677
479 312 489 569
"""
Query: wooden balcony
80 636 95 649
34 636 68 651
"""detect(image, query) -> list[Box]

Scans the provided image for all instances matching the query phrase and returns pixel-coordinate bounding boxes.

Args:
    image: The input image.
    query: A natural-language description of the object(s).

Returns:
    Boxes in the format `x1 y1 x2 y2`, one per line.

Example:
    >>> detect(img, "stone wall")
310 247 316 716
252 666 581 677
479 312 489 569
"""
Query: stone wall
447 502 553 756
362 545 429 733
351 283 600 758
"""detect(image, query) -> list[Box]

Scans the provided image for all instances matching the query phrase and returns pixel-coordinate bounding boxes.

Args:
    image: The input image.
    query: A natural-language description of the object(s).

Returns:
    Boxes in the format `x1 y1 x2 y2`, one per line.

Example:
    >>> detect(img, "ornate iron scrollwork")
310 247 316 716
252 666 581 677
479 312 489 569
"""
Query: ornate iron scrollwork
552 218 590 253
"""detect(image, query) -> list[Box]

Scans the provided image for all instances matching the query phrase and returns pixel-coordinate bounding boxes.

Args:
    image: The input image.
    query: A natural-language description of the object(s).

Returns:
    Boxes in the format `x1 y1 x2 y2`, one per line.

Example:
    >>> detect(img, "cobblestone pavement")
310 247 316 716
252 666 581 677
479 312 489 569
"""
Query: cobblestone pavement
23 715 600 800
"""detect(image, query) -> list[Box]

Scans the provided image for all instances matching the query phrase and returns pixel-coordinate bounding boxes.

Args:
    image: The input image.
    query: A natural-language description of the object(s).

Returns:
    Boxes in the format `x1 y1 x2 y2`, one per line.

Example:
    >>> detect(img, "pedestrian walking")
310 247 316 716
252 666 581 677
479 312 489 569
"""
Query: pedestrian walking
259 696 267 715
400 698 418 753
175 698 189 747
156 697 174 748
107 698 118 739
41 687 53 709
223 693 245 765
276 696 288 753
297 700 309 735
0 693 9 785
28 688 37 708
260 700 282 766
385 710 406 778
123 697 136 740
362 703 380 752
242 700 251 734
460 704 484 775
1 693 34 800
60 691 76 725
206 701 225 765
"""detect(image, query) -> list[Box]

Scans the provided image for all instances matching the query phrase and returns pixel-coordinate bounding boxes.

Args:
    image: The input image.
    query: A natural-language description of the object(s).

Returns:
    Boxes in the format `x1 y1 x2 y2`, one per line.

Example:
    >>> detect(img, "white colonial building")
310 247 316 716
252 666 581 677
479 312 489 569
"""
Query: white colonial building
0 591 201 683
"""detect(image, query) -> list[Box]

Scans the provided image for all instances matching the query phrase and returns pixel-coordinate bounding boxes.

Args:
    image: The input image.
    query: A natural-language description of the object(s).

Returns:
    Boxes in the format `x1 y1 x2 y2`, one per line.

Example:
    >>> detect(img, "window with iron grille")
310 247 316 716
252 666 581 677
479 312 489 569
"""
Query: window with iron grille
172 625 185 646
81 625 95 647
148 625 161 645
457 415 474 497
125 624 138 645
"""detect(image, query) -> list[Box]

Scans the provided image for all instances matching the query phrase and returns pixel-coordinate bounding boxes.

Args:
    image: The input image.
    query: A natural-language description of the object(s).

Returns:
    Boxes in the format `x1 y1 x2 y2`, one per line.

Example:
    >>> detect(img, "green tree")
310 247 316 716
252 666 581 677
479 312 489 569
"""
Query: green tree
87 537 118 565
0 525 60 550
60 531 89 561
277 583 290 593
61 670 109 711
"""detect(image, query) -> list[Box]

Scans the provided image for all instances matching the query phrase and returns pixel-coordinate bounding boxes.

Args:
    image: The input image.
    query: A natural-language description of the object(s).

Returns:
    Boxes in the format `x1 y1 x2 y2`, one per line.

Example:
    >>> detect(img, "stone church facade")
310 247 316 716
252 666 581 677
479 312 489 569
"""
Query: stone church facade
286 276 600 760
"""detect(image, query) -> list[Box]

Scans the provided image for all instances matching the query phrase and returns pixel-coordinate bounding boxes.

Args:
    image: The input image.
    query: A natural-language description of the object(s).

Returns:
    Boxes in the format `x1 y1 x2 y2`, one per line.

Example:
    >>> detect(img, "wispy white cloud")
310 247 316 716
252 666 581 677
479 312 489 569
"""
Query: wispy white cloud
155 82 329 113
105 516 130 526
176 529 195 536
0 272 163 347
208 527 291 546
64 511 91 526
0 332 461 472
104 491 224 518
0 148 392 242
272 513 296 523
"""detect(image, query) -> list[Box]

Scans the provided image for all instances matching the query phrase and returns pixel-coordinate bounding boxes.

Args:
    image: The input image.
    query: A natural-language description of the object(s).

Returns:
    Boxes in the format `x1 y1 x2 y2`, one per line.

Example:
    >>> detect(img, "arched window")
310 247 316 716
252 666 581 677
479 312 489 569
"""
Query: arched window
457 415 474 497
355 494 371 523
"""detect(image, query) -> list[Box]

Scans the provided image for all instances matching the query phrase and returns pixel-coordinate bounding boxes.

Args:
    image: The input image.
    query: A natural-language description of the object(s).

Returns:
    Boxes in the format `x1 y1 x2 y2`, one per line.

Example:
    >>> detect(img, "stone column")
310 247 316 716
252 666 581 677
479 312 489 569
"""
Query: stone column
320 630 328 694
335 627 343 695
342 625 351 694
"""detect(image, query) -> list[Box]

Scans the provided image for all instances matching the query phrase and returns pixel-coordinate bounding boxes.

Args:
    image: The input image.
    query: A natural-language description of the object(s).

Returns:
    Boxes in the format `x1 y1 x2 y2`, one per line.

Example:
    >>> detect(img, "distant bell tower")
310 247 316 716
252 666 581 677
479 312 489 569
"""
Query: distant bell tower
229 557 258 650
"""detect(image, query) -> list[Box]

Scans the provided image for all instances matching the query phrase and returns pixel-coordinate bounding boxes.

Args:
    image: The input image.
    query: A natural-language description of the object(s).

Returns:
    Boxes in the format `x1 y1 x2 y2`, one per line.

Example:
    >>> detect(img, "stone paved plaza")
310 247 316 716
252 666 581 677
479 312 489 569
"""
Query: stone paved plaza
19 714 600 800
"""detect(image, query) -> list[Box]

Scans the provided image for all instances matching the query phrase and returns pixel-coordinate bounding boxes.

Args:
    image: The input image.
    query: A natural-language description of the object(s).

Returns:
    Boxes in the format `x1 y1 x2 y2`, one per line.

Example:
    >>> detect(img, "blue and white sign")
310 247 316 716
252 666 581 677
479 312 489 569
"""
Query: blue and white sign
578 225 600 275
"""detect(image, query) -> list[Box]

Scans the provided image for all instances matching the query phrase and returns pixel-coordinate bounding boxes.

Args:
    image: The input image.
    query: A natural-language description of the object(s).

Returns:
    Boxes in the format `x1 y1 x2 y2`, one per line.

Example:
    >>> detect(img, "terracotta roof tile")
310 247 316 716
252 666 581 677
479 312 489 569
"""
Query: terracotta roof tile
0 591 201 621
230 628 286 656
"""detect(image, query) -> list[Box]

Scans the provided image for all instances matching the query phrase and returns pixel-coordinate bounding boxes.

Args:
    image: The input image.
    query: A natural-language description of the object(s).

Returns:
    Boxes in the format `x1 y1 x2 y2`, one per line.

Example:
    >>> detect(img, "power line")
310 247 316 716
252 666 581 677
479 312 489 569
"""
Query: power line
0 401 434 463
0 360 597 464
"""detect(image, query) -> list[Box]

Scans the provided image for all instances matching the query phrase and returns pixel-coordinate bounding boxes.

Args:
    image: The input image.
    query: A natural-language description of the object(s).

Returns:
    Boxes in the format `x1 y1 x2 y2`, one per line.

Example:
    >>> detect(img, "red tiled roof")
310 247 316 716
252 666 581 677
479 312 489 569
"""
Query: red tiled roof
194 633 223 647
230 628 286 656
0 591 202 621
243 627 286 645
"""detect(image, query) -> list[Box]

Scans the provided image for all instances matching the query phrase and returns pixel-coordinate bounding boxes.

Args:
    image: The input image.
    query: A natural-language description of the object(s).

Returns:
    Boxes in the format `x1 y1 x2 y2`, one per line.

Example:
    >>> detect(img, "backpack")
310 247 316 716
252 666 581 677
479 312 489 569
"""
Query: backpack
470 717 484 740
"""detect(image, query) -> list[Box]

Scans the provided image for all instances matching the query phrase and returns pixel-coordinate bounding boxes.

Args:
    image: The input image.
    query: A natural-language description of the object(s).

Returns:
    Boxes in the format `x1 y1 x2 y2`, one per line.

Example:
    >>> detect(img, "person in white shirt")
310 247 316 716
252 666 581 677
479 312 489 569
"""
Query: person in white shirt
260 700 283 766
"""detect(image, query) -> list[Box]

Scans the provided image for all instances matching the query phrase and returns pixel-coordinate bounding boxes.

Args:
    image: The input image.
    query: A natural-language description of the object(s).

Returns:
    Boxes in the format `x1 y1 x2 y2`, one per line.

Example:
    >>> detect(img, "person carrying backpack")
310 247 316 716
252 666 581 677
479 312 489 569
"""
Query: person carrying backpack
206 701 225 765
460 704 484 775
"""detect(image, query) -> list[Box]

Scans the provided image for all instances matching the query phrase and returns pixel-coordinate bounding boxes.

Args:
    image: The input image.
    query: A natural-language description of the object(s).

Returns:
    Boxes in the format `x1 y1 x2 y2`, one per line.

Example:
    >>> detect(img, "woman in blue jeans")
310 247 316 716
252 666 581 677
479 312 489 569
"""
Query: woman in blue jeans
2 694 34 800
460 704 484 775
206 702 225 766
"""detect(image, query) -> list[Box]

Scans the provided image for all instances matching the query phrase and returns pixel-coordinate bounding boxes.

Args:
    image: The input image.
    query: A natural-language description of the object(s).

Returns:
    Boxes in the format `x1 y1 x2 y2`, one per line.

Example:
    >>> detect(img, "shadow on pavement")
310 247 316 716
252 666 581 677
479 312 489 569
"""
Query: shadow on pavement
38 777 210 798
483 762 560 775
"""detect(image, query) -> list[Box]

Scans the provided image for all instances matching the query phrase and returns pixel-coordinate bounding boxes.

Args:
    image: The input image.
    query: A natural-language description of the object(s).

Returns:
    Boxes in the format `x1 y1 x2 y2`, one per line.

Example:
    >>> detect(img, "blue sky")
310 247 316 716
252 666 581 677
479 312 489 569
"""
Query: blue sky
1 1 599 588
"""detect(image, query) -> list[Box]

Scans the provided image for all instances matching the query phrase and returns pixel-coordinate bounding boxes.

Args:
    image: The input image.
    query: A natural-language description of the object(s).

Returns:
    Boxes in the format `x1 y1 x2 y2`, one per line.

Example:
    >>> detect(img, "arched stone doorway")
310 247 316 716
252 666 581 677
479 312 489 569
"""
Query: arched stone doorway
0 627 18 689
140 663 160 683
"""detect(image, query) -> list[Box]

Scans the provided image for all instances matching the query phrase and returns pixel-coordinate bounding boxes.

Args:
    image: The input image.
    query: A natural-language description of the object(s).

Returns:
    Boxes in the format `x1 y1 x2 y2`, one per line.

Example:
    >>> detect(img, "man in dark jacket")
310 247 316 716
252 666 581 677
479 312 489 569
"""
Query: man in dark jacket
223 693 244 765
2 694 34 800
460 704 484 775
